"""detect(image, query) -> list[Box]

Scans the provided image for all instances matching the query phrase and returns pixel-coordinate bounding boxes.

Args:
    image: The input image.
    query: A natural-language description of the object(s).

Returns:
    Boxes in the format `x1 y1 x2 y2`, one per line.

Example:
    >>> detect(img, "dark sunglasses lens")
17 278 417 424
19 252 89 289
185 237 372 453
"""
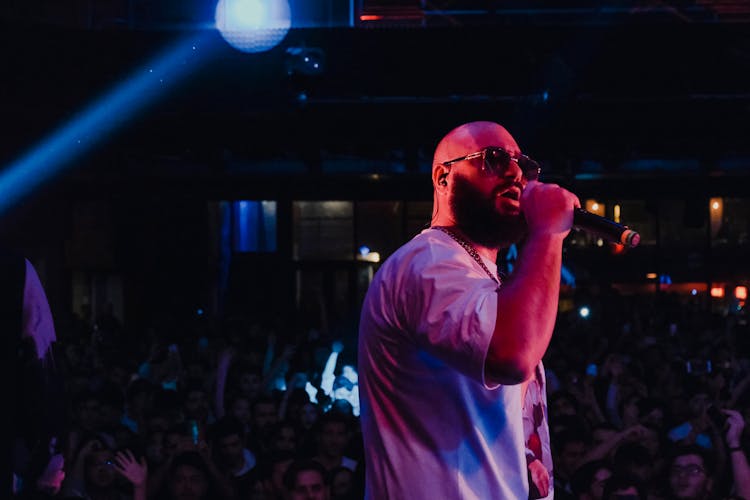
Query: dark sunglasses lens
519 157 541 181
483 148 511 174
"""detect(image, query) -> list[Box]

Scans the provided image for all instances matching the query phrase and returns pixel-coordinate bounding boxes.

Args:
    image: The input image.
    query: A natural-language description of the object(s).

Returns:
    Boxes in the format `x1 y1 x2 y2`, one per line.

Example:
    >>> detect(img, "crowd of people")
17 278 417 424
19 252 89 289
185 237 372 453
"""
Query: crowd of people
10 284 748 500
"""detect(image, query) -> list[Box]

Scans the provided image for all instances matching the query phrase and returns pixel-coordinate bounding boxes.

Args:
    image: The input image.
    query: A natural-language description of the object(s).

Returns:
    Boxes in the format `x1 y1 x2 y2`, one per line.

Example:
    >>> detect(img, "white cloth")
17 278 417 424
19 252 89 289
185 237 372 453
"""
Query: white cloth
358 228 528 500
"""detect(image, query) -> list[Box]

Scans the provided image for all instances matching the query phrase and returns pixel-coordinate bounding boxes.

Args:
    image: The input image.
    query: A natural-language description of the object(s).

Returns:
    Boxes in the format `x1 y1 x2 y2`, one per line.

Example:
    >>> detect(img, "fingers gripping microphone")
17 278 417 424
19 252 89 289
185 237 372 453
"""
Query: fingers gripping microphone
573 208 640 247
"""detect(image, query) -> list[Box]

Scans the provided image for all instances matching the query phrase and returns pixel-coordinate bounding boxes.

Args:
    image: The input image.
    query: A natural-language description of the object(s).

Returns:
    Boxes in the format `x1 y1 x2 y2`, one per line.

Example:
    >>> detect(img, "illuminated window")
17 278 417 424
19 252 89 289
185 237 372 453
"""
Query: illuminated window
232 201 277 252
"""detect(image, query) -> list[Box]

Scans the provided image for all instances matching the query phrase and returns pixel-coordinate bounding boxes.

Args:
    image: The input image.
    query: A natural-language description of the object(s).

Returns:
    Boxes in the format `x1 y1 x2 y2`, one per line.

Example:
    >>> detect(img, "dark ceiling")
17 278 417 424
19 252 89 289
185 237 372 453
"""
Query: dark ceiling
2 1 750 200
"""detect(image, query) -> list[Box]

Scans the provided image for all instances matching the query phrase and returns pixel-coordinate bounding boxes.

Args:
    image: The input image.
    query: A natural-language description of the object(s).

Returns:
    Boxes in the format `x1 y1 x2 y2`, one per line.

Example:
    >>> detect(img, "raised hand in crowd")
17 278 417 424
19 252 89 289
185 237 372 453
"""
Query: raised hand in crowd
113 449 148 500
723 408 750 500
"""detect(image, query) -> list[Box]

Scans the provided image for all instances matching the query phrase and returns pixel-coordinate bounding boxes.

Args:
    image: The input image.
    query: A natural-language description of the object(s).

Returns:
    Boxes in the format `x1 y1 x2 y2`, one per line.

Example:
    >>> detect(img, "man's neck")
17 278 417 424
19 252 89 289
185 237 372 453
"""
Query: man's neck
434 223 500 263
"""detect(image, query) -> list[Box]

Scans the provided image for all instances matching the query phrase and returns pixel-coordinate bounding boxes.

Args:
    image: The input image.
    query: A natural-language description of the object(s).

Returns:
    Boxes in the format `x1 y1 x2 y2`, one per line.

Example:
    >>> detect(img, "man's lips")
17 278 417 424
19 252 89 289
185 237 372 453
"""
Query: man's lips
495 186 521 201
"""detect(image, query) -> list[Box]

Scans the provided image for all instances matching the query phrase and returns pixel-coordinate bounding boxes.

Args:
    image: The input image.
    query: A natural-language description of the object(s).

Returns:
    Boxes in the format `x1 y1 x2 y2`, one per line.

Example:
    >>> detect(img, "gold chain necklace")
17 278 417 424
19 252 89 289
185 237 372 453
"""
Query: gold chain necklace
433 226 503 288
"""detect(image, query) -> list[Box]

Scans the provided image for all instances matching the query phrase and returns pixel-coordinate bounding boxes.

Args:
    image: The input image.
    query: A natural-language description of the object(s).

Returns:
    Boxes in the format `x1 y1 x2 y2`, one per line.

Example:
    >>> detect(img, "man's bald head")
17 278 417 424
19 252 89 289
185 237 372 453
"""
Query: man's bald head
433 121 520 169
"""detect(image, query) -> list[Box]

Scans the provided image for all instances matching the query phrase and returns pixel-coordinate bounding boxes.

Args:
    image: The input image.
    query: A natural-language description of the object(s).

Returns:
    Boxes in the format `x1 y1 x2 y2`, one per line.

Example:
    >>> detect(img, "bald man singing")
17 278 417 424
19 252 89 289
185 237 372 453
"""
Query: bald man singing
358 121 579 499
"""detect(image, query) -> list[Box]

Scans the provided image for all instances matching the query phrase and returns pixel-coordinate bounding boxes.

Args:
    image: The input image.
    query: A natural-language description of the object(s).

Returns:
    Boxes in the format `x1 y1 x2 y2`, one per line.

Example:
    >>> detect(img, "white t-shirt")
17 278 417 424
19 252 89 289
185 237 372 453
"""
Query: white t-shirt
358 228 528 500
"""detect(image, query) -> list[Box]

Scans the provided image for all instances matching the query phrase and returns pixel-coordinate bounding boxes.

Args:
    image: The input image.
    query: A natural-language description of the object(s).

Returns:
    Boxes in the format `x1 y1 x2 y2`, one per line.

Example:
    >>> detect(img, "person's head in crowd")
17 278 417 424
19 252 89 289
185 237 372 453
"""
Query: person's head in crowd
126 378 156 420
591 423 619 449
84 447 118 493
327 466 354 500
152 387 183 424
183 380 210 425
298 401 320 432
212 416 248 473
285 388 313 424
328 399 354 419
97 383 126 433
73 390 101 432
105 357 133 392
553 428 589 480
166 451 212 500
687 391 711 422
602 354 626 381
612 443 652 485
184 357 211 387
228 393 252 431
314 412 352 470
145 409 172 434
235 362 264 401
637 398 666 430
112 424 137 451
243 468 268 500
636 425 664 460
253 396 279 434
145 429 167 468
620 395 642 429
283 459 329 500
550 391 580 419
571 460 613 500
260 450 297 500
269 420 298 455
667 445 715 500
165 423 192 459
601 475 646 500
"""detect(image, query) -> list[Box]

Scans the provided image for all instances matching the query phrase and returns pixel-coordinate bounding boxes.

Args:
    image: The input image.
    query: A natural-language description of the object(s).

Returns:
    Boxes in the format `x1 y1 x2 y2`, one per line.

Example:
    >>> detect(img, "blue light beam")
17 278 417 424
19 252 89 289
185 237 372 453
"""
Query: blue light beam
0 33 217 215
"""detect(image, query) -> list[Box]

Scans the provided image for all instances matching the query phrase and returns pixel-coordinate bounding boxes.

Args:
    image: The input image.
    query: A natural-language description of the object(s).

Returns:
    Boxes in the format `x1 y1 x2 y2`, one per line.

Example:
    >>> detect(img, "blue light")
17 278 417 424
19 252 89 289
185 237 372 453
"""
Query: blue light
0 34 215 215
561 264 576 287
579 306 590 318
359 246 371 256
691 289 698 296
215 0 291 53
197 308 204 316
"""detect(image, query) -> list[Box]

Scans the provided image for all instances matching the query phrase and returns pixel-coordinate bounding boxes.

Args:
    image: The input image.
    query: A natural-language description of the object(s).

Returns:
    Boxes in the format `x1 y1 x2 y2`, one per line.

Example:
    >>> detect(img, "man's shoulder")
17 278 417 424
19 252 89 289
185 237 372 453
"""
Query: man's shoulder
380 228 462 272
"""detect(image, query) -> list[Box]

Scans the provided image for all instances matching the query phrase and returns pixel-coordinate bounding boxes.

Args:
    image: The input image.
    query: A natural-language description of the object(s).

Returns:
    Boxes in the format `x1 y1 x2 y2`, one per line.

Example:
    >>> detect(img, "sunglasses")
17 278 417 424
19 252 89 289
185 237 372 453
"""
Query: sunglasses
441 146 541 181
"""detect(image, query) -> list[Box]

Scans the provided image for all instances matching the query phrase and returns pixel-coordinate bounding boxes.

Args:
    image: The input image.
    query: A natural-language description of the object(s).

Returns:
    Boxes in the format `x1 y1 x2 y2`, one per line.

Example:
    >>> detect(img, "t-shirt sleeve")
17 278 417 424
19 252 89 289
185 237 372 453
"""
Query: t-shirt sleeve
22 259 56 359
401 240 499 388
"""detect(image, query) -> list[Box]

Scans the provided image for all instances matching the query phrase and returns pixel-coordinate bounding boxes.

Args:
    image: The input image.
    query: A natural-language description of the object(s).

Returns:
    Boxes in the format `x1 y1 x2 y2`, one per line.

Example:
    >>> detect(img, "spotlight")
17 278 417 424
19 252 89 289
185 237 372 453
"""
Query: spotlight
215 0 291 53
579 306 590 319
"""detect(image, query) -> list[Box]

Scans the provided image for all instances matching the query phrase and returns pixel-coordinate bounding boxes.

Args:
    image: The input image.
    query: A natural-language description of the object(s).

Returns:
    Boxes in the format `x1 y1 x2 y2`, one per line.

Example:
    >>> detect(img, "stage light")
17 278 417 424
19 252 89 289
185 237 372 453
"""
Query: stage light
579 306 590 318
215 0 291 53
0 34 214 215
691 289 698 296
736 286 748 300
359 246 370 256
711 286 725 298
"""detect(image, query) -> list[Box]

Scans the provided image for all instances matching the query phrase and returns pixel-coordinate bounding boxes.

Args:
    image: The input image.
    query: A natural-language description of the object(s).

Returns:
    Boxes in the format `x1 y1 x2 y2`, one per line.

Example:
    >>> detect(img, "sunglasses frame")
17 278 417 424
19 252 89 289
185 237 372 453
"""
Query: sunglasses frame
440 146 541 181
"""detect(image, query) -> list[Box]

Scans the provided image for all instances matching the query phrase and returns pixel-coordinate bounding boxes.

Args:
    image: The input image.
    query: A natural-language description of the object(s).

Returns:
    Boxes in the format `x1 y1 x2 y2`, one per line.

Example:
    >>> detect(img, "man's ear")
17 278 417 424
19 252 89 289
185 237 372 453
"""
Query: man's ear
433 165 451 190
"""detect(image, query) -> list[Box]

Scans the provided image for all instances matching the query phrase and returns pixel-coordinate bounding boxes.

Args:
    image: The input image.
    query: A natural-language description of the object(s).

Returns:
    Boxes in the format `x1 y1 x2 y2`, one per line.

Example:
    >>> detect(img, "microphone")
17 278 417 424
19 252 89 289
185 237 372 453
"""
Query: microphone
573 208 640 247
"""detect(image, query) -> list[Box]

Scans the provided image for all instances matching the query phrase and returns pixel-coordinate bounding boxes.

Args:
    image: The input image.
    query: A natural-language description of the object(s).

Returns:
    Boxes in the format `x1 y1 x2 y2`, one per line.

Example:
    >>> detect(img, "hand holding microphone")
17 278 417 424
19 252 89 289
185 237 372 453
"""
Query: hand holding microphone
522 181 640 247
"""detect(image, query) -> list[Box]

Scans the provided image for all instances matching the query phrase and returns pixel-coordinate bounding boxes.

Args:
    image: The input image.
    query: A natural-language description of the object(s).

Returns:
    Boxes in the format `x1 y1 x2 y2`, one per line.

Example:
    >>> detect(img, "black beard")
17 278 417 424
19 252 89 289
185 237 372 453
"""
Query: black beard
449 173 527 249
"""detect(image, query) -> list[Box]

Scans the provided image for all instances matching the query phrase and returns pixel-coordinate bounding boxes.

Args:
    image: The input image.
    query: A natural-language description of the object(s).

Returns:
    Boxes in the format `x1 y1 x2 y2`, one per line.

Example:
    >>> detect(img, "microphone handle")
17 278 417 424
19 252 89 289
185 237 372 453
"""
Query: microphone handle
573 208 640 248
